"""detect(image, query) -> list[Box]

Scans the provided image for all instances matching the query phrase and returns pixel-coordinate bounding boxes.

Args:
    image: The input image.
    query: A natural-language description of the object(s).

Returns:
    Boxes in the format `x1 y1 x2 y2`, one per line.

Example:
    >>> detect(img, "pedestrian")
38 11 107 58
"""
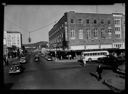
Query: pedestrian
83 60 87 67
96 64 103 81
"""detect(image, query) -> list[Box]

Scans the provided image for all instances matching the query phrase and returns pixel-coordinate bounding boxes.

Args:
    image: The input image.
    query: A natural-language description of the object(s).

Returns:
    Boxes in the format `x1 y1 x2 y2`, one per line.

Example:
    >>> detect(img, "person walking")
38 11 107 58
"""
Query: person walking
96 64 103 81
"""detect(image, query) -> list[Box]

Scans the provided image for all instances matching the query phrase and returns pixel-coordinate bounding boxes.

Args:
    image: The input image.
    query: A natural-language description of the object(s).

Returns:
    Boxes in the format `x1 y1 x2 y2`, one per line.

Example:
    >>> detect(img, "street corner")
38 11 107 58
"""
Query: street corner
102 76 125 93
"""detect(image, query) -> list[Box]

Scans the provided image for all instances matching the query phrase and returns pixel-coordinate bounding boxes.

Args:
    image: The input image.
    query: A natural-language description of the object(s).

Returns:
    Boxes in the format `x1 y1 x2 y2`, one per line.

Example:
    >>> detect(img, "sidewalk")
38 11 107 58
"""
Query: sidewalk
102 70 125 93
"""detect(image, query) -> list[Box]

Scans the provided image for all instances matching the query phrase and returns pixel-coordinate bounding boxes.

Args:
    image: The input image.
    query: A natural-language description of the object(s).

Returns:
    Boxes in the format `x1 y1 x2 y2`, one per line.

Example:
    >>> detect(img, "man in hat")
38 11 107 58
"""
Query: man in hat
96 64 103 81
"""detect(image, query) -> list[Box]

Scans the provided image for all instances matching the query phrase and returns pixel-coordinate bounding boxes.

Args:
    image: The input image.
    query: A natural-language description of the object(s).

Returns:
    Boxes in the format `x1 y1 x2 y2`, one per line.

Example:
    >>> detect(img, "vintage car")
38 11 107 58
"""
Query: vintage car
9 64 22 74
34 55 40 62
97 55 124 71
20 57 26 64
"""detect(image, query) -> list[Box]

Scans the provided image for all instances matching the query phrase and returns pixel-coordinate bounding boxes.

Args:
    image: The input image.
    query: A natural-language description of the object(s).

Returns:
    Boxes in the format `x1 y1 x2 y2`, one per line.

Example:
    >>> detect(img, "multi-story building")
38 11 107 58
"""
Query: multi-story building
6 31 22 48
3 31 8 55
49 11 125 51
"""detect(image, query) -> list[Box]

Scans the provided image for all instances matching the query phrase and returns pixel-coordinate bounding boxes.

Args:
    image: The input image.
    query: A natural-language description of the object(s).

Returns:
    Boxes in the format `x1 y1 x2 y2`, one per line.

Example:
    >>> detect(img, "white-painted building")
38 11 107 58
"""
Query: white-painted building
6 31 22 48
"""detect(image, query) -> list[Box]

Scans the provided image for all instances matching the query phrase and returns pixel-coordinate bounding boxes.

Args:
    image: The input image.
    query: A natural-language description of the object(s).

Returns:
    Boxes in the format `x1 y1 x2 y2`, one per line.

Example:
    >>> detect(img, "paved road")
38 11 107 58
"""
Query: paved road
4 53 110 90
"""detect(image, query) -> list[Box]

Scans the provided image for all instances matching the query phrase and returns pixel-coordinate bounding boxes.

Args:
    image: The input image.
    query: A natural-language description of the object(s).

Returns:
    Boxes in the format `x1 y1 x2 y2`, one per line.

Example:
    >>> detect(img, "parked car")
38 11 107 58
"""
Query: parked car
20 57 26 64
97 55 123 71
116 63 125 74
9 64 22 74
47 56 52 61
34 55 39 62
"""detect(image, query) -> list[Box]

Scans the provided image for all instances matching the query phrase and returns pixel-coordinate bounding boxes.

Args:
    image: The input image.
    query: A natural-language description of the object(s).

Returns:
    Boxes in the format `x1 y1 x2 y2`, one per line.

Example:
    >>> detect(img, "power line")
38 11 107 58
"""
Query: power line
29 20 57 33
6 17 26 31
6 17 57 33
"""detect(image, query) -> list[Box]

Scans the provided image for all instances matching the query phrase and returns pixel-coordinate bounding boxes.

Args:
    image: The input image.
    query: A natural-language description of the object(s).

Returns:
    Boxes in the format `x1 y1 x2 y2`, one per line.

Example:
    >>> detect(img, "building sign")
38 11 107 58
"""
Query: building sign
86 45 99 49
100 44 112 49
70 45 84 50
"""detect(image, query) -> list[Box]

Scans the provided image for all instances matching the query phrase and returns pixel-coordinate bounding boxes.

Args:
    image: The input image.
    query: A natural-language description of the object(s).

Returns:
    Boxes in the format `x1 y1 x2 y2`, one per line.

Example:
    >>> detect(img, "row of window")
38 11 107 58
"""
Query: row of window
114 44 122 48
50 33 63 44
50 23 64 37
115 27 121 31
84 52 107 56
114 19 121 25
70 29 113 39
70 18 112 25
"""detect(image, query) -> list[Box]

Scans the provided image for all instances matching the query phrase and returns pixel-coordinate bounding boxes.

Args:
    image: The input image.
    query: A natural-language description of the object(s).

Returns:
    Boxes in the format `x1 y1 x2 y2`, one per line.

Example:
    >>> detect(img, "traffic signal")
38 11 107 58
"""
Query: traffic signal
28 37 31 43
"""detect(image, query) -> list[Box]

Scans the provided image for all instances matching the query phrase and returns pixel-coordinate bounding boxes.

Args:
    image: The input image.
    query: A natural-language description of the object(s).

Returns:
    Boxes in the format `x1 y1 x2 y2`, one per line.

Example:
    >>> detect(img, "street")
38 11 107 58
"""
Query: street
4 53 111 90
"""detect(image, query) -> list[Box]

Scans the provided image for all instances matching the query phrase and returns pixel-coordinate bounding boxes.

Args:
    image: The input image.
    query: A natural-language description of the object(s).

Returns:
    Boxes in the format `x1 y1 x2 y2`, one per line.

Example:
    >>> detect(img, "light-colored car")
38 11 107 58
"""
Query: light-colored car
20 57 26 64
47 56 52 61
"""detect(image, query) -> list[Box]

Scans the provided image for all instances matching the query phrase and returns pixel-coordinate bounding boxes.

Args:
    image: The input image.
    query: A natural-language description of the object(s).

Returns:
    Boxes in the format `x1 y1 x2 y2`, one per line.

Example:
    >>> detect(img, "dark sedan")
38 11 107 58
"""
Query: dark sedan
34 55 40 62
9 64 22 74
97 55 123 71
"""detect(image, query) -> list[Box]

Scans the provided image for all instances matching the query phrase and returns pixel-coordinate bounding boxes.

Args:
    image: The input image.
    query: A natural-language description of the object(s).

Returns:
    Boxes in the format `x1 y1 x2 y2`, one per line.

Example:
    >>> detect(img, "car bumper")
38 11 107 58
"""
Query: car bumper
9 70 21 73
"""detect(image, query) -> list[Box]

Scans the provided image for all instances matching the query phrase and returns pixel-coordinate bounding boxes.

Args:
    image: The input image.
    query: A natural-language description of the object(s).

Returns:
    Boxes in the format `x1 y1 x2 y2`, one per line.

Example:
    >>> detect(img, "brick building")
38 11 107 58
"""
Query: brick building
49 11 125 51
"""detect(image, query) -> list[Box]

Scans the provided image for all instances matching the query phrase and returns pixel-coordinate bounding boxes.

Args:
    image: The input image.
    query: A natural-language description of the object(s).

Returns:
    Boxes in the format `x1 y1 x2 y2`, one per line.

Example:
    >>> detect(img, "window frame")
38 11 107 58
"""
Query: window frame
86 19 90 24
94 19 97 24
71 19 74 24
70 29 75 39
78 29 83 39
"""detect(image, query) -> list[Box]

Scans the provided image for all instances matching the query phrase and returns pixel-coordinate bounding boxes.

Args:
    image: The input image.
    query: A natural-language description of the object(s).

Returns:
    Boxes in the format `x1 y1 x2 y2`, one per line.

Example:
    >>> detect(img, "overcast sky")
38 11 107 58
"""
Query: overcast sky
4 3 125 44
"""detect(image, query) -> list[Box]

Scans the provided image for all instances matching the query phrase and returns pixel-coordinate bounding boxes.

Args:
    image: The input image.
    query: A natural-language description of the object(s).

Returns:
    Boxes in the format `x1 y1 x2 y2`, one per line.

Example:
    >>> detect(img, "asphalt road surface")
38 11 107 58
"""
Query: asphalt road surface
4 53 110 90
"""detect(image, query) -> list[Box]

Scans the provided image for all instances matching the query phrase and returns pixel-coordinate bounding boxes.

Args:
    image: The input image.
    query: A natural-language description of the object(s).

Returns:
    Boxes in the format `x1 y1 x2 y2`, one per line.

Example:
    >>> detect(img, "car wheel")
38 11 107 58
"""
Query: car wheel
88 58 92 63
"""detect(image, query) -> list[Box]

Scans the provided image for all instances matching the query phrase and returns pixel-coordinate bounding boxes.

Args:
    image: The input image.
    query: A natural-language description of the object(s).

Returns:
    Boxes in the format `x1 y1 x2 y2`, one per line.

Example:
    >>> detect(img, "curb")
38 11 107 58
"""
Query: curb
103 79 125 93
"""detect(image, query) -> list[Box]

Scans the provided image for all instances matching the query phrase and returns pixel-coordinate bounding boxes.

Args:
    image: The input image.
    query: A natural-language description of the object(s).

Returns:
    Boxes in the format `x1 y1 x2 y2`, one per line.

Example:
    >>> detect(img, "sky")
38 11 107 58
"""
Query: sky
4 3 125 44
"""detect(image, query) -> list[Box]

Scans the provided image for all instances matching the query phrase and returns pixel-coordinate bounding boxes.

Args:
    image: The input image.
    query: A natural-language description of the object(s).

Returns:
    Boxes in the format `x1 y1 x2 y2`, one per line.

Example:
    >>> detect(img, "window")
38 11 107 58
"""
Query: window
78 19 82 24
108 20 111 24
101 19 104 24
71 19 74 23
70 30 75 39
101 28 105 38
115 27 121 31
86 19 90 24
94 19 97 24
115 34 121 38
87 29 91 39
93 28 98 38
114 19 121 25
79 29 83 39
108 29 112 33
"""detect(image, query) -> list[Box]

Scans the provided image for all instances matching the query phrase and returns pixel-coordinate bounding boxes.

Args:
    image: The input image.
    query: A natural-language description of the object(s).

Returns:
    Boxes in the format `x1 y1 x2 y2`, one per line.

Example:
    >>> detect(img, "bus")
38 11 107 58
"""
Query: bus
81 50 109 64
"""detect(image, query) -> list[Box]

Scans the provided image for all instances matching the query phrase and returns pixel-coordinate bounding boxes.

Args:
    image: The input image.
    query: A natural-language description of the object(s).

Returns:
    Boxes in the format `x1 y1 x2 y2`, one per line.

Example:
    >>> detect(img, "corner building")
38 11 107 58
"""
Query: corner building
49 11 125 51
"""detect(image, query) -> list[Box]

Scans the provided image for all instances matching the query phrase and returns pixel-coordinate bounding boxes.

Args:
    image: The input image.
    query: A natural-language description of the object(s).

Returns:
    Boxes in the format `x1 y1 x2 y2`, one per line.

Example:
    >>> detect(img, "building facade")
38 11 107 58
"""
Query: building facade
3 31 8 55
6 31 22 48
49 11 125 51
